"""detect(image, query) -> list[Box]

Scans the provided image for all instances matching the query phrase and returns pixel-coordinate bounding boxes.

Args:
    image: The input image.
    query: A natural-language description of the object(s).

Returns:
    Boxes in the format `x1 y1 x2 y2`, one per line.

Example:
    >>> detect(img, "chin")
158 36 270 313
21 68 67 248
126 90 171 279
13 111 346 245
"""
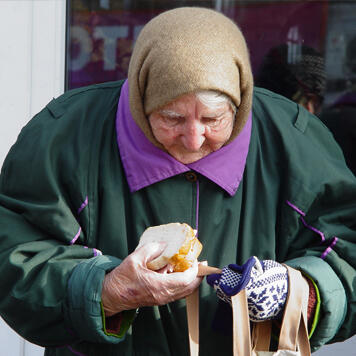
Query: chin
172 152 208 164
177 158 198 164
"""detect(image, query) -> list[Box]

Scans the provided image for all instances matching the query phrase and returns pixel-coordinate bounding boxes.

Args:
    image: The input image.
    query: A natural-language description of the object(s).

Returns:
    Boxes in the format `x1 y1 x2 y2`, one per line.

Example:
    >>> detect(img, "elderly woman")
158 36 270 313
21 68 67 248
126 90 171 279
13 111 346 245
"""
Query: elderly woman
0 7 355 356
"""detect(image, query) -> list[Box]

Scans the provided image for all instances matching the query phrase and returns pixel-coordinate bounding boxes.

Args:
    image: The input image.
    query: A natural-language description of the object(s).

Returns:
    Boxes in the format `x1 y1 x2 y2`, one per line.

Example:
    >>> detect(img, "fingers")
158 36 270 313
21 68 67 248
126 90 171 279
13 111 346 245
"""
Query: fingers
134 241 167 265
151 278 202 304
156 261 202 299
160 260 197 282
156 264 174 274
206 273 221 286
136 260 201 304
102 251 202 314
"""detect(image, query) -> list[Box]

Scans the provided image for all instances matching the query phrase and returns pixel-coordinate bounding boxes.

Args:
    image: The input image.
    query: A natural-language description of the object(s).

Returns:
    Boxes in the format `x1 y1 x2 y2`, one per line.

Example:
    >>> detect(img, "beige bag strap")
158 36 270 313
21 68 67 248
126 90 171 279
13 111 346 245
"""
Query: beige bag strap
186 265 310 356
251 265 311 355
292 266 310 356
186 288 200 356
187 288 253 356
252 321 272 351
231 289 252 356
186 264 222 356
278 266 304 350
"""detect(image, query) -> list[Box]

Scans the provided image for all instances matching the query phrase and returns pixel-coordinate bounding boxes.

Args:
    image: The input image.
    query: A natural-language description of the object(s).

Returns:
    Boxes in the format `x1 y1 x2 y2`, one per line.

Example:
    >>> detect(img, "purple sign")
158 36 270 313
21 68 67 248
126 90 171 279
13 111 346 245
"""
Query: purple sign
68 3 328 89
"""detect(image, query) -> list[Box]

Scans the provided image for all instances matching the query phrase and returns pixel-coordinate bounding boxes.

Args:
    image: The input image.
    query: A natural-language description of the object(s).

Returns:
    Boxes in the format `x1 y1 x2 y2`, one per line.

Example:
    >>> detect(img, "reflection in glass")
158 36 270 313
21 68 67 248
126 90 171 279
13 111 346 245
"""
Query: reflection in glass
66 0 356 111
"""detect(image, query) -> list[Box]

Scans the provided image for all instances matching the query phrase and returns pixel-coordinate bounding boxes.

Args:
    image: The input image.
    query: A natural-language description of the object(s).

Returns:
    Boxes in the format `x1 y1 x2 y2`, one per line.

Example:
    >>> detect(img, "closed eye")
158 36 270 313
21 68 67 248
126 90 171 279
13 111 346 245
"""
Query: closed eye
202 114 225 127
202 117 219 125
159 110 185 127
163 116 180 126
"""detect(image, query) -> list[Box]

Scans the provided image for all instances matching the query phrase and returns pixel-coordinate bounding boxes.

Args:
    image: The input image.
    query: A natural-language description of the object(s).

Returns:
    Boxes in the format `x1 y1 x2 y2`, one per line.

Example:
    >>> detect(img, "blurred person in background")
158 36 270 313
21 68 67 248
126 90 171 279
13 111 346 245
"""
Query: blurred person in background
320 37 356 176
256 42 356 176
256 43 326 116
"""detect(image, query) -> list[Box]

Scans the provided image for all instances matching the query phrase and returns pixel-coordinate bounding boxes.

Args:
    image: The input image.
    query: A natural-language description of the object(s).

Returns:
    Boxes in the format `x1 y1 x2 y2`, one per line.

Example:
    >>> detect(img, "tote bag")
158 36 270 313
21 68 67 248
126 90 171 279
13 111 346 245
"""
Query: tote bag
186 265 311 356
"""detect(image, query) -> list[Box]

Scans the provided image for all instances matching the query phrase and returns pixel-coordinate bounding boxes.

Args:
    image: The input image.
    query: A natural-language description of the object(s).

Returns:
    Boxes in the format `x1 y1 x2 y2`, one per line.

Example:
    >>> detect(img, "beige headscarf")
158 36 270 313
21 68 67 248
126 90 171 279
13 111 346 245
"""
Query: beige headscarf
128 7 254 149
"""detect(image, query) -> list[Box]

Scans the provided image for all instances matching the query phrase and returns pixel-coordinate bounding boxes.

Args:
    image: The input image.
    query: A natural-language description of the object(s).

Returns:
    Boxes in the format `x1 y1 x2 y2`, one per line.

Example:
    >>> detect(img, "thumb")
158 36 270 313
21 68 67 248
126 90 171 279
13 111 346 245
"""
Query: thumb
135 241 167 263
206 273 221 287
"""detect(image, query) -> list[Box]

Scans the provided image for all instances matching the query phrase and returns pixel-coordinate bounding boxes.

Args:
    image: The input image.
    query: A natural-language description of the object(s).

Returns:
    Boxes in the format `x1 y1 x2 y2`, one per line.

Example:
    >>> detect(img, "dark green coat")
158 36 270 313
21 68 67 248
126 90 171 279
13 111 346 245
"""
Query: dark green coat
0 81 355 355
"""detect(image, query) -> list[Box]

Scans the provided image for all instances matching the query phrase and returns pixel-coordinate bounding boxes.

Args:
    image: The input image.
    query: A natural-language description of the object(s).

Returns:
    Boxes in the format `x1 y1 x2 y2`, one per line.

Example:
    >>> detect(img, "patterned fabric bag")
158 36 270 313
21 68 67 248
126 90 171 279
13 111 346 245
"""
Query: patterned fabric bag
186 265 310 356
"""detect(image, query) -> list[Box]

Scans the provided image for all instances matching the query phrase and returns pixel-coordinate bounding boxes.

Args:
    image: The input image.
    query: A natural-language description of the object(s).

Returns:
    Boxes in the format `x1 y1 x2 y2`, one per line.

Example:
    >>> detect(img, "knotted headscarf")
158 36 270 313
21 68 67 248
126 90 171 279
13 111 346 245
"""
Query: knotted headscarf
128 7 253 149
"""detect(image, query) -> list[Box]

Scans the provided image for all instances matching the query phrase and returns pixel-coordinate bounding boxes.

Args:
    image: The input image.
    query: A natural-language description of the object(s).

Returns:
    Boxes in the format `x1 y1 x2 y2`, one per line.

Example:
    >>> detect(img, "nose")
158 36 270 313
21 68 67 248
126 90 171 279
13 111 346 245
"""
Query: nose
181 120 206 151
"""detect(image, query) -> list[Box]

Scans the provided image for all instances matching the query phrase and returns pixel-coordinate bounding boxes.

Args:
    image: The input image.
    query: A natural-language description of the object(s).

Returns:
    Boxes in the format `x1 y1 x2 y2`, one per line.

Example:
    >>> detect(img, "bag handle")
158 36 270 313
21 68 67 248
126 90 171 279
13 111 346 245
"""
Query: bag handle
278 266 309 352
232 289 253 356
252 266 310 354
232 265 311 355
187 265 310 356
186 288 199 356
252 320 272 351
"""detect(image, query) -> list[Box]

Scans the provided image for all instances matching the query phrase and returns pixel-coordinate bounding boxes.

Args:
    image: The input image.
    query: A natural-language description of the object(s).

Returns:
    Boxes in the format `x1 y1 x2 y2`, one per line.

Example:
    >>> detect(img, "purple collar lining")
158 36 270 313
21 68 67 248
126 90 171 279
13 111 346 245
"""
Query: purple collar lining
116 80 251 196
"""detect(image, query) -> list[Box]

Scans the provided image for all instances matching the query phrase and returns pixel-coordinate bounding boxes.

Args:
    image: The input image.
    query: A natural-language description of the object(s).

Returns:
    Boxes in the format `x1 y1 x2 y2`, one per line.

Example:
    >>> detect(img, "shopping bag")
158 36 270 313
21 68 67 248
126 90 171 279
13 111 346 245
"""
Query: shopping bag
186 265 310 356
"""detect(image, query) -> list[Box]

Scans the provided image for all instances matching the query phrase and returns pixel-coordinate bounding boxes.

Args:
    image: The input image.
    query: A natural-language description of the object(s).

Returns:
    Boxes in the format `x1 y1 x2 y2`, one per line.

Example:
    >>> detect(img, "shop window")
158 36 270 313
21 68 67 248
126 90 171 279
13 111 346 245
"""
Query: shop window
66 0 356 109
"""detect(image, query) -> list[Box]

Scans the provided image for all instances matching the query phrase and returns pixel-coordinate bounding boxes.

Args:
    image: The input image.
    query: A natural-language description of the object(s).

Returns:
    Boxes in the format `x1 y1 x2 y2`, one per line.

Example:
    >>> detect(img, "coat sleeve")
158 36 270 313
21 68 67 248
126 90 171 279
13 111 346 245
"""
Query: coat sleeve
0 86 133 347
279 105 356 351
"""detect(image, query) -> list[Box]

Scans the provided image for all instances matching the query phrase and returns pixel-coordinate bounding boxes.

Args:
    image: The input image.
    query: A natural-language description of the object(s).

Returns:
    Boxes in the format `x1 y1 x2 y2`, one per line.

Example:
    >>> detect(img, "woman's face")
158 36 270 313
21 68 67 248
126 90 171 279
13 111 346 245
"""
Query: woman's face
148 93 235 164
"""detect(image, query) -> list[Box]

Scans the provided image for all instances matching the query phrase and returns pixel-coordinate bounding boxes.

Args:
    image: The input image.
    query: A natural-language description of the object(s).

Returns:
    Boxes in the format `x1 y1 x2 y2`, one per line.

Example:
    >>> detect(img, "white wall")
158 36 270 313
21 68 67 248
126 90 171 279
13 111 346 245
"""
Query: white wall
0 0 355 355
0 0 66 165
0 0 66 355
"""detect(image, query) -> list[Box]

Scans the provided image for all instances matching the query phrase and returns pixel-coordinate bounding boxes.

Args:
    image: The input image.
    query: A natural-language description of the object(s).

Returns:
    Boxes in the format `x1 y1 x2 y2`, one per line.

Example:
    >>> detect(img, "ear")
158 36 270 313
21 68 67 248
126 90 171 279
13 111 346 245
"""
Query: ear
305 99 315 114
304 94 322 115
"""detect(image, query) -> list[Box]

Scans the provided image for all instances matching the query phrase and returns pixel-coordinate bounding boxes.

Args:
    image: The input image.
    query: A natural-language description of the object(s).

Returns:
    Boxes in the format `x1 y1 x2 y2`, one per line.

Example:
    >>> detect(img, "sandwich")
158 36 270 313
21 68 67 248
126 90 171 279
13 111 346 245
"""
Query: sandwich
137 222 202 272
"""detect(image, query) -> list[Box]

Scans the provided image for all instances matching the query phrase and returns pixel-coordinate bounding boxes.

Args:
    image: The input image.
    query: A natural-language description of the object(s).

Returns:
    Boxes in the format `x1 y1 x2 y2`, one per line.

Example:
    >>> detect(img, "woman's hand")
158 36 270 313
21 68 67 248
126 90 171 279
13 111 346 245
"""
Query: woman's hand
101 242 203 316
207 256 289 321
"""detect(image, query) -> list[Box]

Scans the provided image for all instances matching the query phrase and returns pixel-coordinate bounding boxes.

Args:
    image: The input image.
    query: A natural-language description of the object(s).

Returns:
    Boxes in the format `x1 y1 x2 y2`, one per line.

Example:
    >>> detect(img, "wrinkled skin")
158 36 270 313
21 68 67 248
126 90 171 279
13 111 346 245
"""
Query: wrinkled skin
101 242 203 316
148 92 234 164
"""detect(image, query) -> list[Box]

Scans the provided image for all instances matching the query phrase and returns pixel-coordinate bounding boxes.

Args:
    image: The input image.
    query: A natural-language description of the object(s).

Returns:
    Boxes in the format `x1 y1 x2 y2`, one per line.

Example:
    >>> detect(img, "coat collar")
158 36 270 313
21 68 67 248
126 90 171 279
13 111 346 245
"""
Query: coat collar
116 80 251 196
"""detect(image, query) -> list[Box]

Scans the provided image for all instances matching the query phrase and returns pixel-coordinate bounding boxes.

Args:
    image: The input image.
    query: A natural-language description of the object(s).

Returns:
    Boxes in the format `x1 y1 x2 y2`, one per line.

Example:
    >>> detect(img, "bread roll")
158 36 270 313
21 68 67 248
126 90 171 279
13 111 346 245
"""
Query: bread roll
137 223 202 272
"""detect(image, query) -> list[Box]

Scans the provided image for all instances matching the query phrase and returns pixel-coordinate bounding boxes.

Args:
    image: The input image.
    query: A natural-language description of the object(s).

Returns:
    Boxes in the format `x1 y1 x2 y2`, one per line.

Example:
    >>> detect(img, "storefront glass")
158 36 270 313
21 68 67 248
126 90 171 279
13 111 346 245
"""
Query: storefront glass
66 0 356 108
